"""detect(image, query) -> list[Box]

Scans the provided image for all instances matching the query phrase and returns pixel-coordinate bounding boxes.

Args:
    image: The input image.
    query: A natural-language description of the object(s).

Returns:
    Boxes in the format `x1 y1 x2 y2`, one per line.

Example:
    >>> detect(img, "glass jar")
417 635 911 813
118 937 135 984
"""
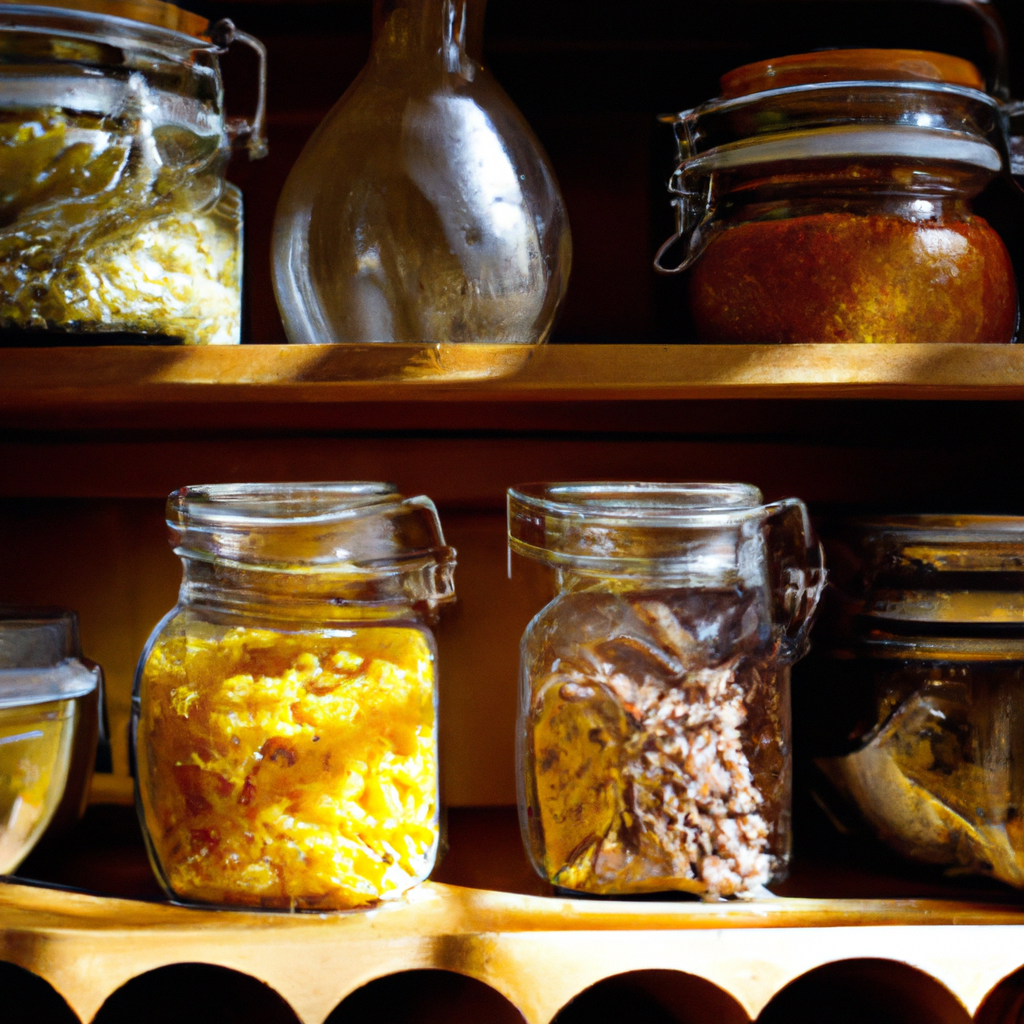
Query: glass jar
809 516 1024 887
656 49 1020 345
0 0 267 346
508 483 824 898
272 0 571 356
0 608 103 873
132 483 456 911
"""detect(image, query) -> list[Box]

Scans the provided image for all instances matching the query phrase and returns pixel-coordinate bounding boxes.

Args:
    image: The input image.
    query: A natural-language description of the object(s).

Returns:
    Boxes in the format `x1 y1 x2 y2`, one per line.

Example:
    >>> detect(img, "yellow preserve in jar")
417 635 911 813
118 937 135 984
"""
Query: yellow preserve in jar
0 700 75 873
132 484 455 910
0 609 104 873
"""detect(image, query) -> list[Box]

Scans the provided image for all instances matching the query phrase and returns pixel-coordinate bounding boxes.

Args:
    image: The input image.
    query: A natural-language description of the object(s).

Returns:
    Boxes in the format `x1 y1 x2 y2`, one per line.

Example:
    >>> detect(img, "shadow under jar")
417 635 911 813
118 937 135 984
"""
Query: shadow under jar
508 483 824 899
132 483 456 911
811 515 1024 888
656 49 1021 345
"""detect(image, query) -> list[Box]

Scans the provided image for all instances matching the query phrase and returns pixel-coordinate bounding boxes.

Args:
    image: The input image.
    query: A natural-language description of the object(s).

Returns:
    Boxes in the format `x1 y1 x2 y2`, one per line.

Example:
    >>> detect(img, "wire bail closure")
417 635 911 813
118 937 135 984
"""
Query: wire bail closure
210 18 268 160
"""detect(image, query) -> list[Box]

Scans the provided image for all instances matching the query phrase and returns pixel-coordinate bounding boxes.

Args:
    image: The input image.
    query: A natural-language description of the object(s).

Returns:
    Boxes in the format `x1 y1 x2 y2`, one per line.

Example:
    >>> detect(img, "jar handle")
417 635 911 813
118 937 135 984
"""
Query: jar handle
210 19 269 161
1002 99 1024 195
761 498 826 660
654 115 711 275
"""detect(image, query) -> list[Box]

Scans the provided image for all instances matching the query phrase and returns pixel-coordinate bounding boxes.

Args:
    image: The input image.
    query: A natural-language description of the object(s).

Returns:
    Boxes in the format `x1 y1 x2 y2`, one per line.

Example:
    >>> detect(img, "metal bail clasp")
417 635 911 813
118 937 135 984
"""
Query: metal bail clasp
210 18 268 161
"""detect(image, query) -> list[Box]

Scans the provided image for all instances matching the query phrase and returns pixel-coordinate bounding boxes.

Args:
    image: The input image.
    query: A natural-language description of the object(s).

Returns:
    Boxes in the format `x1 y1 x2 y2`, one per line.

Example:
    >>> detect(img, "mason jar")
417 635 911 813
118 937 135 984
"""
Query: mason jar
0 1 267 345
132 483 456 911
808 515 1024 887
656 48 1021 345
508 483 824 898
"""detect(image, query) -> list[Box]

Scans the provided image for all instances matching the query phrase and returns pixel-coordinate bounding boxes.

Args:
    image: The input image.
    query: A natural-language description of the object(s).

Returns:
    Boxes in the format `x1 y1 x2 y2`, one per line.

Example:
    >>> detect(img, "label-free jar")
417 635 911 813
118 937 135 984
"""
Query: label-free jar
132 484 456 910
657 49 1021 345
508 483 823 898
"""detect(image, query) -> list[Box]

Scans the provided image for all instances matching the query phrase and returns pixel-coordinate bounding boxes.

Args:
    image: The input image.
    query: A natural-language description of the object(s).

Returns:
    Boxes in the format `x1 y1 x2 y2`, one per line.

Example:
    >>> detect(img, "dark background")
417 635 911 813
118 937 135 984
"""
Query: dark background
184 0 1024 343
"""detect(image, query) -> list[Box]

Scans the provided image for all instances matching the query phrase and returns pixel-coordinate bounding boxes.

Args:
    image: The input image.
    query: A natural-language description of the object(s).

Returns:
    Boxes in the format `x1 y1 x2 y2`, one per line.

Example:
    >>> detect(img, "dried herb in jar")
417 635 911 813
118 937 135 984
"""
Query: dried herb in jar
524 591 789 898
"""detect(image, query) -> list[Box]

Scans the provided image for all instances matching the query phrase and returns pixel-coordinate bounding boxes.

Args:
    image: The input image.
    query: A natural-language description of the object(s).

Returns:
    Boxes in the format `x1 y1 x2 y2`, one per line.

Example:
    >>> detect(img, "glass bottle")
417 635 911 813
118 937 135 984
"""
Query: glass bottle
132 483 456 911
508 483 824 899
272 0 572 355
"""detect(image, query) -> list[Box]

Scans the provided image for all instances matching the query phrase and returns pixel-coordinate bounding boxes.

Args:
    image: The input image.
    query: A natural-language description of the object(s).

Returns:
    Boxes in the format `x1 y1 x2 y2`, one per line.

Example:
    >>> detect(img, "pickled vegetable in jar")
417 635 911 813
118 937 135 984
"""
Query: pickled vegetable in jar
0 1 267 345
657 49 1020 344
509 484 824 898
0 609 103 873
807 516 1024 886
819 643 1024 885
132 484 455 910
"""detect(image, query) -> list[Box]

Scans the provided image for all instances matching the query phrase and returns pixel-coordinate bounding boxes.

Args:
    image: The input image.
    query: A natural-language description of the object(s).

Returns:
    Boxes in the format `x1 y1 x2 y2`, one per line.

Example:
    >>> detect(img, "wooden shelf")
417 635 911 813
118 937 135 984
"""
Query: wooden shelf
8 805 1024 1023
3 344 1024 412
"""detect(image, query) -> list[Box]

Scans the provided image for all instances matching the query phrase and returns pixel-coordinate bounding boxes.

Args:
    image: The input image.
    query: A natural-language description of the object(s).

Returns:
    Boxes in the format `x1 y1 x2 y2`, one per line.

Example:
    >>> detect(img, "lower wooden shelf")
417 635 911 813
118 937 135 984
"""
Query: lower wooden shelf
5 805 1024 1024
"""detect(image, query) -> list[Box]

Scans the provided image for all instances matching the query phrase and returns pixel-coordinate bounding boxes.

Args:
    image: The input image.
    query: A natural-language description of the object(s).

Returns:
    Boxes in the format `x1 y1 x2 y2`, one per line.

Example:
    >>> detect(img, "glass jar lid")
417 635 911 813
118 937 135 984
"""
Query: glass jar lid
720 49 986 99
507 482 783 587
655 47 1016 274
825 514 1024 629
169 483 457 608
0 608 99 708
5 0 210 39
666 49 1004 176
0 1 268 158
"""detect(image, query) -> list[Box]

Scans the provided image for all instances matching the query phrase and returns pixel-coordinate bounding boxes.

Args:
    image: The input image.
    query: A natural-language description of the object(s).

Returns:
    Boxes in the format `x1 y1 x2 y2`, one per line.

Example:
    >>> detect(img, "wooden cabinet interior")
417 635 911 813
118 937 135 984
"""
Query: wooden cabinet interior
3 2 1024 1021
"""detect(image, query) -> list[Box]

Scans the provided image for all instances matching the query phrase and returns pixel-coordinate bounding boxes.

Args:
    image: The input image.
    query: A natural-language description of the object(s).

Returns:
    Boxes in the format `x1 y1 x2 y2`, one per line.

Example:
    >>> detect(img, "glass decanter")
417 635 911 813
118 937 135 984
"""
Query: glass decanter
272 0 572 357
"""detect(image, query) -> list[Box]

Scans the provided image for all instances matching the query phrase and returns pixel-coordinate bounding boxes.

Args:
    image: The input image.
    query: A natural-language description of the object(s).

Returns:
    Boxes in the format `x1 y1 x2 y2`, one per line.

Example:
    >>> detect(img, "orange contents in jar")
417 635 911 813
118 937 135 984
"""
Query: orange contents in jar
689 212 1018 345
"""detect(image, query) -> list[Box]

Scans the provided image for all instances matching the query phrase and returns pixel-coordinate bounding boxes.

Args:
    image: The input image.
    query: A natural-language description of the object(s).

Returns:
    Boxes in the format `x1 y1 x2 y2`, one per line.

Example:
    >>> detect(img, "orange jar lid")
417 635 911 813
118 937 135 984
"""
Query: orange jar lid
721 48 986 99
1 0 210 39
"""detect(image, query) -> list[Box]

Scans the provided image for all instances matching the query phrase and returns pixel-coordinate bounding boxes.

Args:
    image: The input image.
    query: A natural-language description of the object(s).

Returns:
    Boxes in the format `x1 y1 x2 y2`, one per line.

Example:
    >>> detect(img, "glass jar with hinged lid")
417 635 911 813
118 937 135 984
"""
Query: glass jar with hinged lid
809 516 1024 888
508 483 824 899
132 483 456 911
0 0 266 345
656 46 1024 344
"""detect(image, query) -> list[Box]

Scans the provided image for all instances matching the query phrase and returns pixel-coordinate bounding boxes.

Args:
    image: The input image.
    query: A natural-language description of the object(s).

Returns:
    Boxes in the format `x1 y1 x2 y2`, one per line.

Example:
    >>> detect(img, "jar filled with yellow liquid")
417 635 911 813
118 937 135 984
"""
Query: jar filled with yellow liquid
132 483 456 911
0 609 103 873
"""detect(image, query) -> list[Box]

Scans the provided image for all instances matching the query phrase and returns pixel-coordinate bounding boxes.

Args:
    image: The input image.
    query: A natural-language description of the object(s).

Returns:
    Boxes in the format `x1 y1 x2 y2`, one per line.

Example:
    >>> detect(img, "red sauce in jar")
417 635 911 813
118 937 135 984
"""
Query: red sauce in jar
689 212 1018 344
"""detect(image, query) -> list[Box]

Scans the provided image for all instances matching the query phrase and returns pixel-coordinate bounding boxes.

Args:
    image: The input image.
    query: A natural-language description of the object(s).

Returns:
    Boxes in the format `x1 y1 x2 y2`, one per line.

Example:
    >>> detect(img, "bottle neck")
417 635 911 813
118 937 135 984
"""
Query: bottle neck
371 0 485 72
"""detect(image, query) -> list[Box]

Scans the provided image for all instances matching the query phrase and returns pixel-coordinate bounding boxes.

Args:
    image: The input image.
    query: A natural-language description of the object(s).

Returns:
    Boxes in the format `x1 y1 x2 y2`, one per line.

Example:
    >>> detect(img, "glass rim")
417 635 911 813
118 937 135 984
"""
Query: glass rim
665 77 1000 123
168 482 404 529
838 633 1024 661
0 1 216 48
508 481 767 528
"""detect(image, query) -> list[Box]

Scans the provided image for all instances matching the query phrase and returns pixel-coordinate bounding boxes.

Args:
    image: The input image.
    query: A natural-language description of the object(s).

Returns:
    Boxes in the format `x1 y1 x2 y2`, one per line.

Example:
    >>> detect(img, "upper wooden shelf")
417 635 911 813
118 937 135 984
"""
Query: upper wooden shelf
3 344 1024 411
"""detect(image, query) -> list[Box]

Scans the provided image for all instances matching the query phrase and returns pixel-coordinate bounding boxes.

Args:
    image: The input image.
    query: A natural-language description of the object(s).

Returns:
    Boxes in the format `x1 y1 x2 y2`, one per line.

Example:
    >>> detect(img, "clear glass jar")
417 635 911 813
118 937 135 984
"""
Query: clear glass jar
508 483 824 898
810 515 1024 887
131 483 455 911
272 0 571 357
0 608 103 873
656 49 1020 345
0 0 267 346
